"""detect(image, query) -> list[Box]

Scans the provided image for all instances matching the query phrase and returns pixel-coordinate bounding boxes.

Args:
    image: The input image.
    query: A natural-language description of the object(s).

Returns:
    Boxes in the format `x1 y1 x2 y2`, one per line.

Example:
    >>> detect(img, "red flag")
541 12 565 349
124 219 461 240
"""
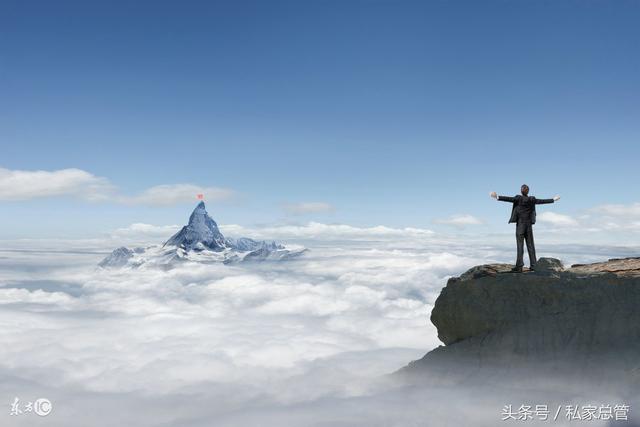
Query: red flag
196 193 204 200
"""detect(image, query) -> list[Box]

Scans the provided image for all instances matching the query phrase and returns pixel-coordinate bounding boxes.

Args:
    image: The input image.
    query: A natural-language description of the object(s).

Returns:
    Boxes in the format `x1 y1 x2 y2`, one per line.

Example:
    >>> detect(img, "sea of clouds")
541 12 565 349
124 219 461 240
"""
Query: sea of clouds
1 223 638 426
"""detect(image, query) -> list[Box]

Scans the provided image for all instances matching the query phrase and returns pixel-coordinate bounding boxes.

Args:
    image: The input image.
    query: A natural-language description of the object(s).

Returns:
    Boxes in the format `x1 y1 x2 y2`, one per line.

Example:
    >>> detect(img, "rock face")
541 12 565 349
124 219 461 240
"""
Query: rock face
98 247 134 268
401 257 640 390
164 201 228 251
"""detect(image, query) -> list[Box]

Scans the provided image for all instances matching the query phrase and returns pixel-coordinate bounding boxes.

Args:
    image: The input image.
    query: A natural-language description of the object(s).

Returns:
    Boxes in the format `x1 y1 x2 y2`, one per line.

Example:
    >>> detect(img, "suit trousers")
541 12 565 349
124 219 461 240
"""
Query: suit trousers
516 221 536 268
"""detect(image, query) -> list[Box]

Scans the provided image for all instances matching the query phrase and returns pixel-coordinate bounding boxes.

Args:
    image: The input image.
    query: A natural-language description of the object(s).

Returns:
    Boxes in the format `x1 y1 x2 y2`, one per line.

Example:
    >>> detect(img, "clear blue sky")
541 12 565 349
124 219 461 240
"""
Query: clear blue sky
1 0 639 238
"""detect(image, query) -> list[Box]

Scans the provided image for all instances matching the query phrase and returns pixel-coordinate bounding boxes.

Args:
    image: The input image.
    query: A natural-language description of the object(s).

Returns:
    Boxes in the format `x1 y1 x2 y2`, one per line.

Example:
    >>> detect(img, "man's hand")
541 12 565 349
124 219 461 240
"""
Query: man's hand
553 195 561 201
490 191 497 199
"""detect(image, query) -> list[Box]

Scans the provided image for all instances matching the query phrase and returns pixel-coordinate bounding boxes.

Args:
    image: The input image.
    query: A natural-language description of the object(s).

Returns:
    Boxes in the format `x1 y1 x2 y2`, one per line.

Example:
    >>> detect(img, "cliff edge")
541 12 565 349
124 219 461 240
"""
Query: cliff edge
400 257 640 390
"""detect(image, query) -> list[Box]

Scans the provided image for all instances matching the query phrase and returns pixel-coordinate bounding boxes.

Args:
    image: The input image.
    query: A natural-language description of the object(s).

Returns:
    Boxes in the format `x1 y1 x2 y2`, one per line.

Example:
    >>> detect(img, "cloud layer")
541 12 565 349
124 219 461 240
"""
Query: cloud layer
0 234 486 426
0 231 630 426
220 222 434 241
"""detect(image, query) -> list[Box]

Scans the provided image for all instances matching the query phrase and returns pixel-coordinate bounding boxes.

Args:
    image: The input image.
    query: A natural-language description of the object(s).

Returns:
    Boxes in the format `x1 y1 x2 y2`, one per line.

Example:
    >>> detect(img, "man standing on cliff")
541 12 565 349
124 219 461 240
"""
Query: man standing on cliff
490 185 560 272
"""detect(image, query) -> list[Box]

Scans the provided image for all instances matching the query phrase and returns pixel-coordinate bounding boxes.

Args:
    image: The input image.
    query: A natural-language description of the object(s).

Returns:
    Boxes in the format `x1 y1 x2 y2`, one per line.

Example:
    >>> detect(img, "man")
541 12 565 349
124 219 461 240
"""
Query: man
490 185 560 272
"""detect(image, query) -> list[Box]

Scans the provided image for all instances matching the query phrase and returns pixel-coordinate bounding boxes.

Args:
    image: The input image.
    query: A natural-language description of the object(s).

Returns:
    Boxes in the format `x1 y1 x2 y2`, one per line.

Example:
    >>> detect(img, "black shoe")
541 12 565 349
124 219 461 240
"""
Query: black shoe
529 265 536 271
511 266 523 273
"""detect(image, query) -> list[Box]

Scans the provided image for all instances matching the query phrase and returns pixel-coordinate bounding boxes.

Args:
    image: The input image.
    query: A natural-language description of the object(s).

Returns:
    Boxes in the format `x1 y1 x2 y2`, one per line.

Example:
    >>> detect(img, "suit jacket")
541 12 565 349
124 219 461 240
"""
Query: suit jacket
498 195 554 224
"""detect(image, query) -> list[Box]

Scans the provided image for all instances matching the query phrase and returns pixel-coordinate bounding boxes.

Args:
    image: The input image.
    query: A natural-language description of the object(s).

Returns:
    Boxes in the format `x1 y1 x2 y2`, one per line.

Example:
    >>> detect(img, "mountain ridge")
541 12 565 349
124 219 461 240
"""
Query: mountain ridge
99 202 306 267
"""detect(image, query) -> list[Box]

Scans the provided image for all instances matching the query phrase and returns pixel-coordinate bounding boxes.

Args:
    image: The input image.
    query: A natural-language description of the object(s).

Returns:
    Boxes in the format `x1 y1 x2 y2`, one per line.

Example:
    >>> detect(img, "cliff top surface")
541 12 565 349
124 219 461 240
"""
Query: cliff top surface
569 256 640 276
457 256 640 282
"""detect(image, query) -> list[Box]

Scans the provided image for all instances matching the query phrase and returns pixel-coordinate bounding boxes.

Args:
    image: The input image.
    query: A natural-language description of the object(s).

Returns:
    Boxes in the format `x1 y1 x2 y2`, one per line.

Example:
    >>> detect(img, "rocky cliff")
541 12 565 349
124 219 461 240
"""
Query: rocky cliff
400 257 640 391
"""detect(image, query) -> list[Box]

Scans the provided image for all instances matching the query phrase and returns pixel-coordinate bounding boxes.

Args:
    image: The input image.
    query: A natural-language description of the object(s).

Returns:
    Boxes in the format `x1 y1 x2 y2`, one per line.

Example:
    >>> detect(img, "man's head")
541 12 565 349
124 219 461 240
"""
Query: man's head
521 184 529 196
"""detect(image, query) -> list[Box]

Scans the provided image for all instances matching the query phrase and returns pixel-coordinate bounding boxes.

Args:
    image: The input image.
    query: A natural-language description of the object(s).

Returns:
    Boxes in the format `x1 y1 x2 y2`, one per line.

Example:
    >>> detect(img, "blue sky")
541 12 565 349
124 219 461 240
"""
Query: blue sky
1 0 639 239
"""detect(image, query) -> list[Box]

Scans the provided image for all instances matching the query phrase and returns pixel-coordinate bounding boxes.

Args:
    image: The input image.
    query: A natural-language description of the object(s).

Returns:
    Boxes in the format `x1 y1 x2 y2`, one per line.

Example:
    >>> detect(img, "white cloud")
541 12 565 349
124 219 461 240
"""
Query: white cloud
118 184 234 206
283 202 335 215
500 201 640 235
591 202 640 217
585 202 640 232
0 167 115 201
0 167 234 206
433 214 483 228
533 202 640 234
537 211 579 227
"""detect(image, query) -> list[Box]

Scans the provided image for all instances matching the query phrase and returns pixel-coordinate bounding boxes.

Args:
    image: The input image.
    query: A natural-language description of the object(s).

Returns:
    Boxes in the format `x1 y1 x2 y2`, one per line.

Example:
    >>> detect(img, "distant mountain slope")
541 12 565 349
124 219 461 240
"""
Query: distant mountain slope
100 202 306 267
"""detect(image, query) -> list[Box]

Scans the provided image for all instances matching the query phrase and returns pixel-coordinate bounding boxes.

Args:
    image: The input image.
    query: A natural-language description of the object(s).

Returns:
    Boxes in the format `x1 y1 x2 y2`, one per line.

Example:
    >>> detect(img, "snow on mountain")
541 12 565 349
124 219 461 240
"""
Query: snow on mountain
98 246 134 268
99 202 307 268
164 201 227 251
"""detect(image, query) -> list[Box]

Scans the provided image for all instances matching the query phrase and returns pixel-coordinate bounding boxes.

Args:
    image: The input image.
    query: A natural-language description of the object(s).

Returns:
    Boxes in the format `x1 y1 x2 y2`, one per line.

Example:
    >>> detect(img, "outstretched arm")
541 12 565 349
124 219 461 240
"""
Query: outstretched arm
491 192 516 202
535 195 561 204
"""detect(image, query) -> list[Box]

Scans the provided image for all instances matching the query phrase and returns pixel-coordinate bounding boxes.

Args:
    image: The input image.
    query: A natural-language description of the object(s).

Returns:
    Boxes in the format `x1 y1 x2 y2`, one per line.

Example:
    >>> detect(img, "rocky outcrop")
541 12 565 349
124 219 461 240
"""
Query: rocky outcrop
400 257 640 390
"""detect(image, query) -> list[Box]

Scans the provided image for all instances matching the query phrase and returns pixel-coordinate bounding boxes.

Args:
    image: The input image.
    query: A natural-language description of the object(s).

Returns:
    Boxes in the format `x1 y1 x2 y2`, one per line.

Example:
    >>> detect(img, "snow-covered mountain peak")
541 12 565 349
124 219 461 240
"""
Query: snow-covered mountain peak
100 202 307 268
164 201 227 251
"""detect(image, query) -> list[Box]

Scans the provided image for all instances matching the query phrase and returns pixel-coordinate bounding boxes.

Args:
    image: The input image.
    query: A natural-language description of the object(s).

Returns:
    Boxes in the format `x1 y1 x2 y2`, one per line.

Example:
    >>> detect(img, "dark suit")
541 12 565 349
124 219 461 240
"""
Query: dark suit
498 195 554 268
